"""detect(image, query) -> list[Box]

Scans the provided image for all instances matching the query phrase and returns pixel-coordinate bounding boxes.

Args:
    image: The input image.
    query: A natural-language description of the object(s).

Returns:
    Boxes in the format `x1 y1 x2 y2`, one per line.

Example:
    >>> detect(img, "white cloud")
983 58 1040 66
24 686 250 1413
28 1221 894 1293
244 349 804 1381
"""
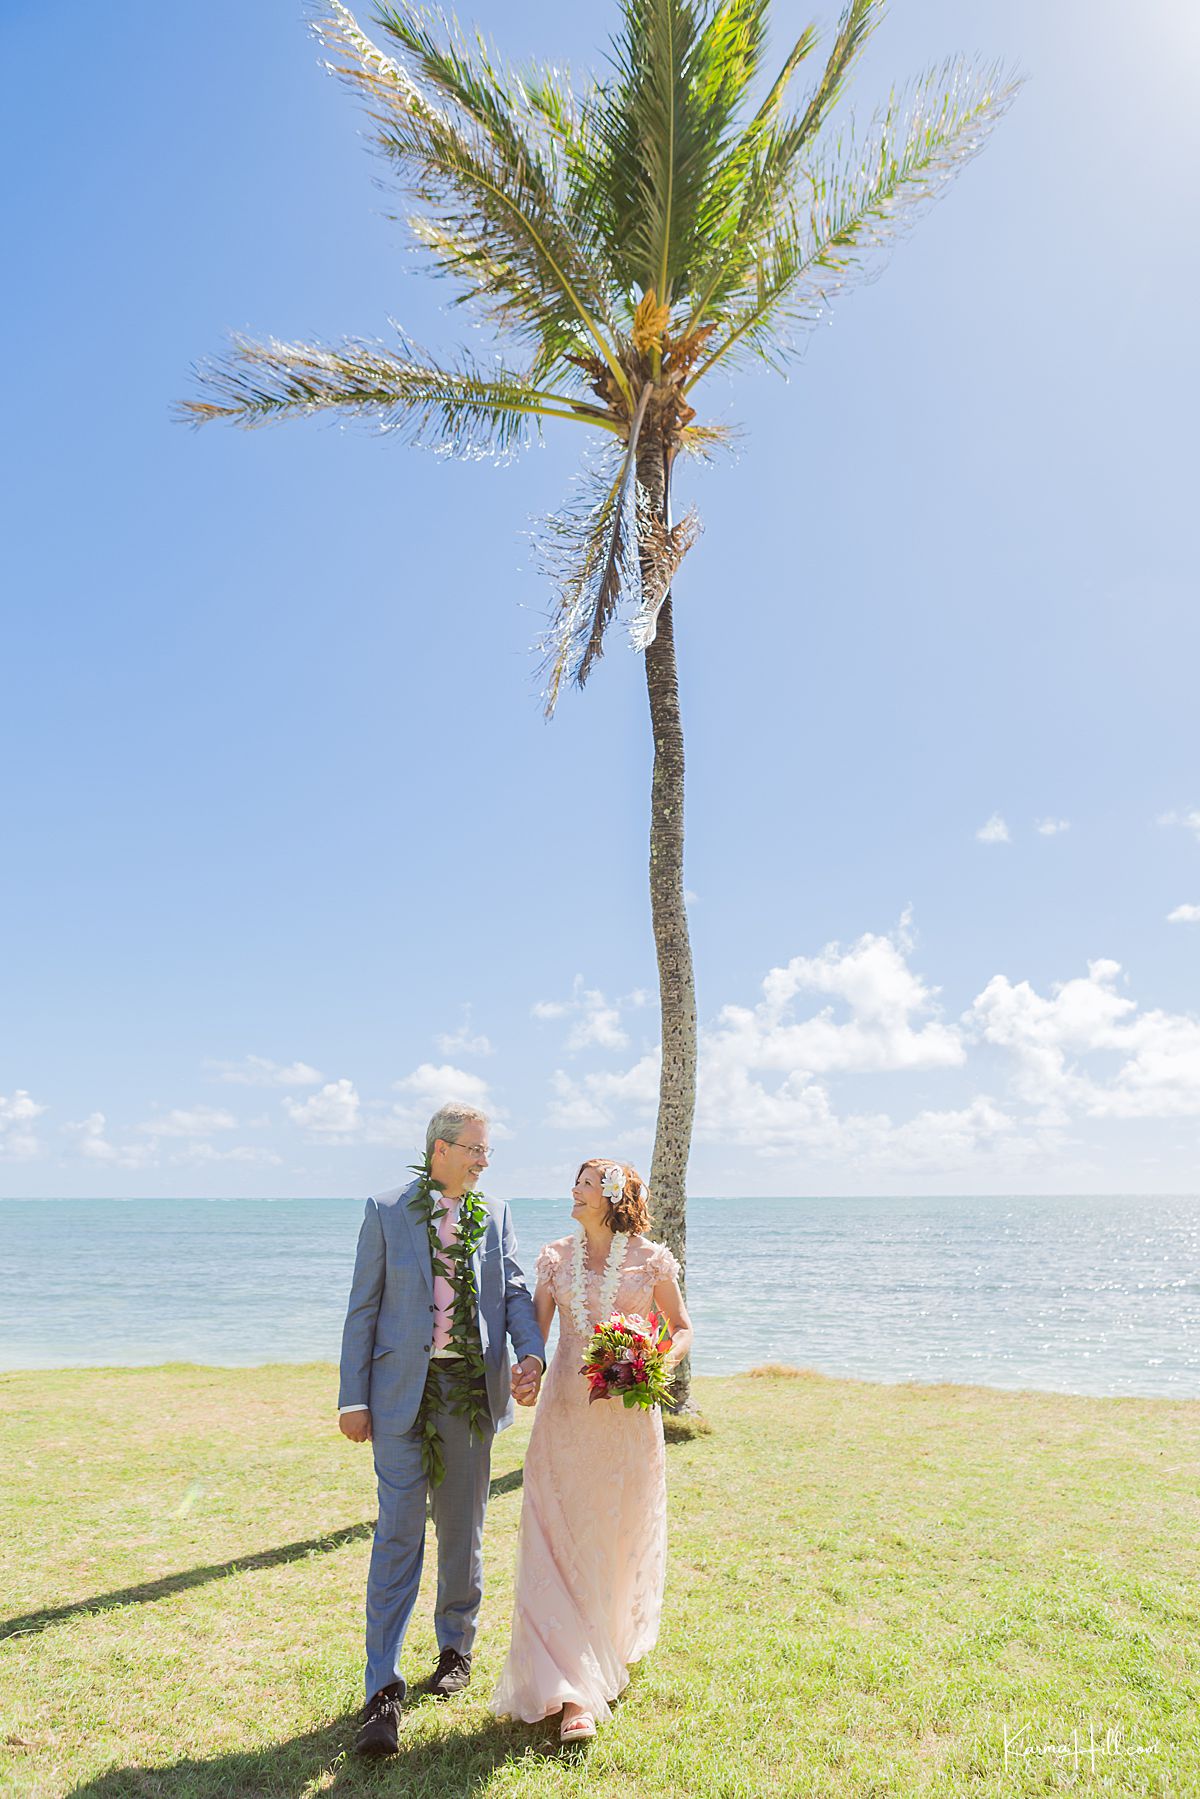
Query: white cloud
545 1055 660 1132
877 1095 1017 1167
358 1064 500 1149
538 924 1167 1174
137 1106 238 1139
274 1065 499 1151
1158 808 1200 839
976 813 1011 844
1035 817 1070 836
1167 904 1200 924
546 1046 1021 1173
706 913 964 1078
541 921 999 1170
283 1079 362 1137
691 916 1009 1167
533 977 647 1052
207 1055 324 1088
393 1063 492 1109
0 1089 46 1161
66 1111 155 1169
693 1058 1019 1171
968 957 1200 1120
434 1010 493 1057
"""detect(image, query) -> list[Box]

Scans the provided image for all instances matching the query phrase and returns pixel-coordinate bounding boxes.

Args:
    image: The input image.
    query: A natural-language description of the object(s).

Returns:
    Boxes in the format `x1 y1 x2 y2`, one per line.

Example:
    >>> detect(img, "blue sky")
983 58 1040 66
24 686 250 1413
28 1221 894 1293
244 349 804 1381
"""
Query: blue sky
2 0 1198 1200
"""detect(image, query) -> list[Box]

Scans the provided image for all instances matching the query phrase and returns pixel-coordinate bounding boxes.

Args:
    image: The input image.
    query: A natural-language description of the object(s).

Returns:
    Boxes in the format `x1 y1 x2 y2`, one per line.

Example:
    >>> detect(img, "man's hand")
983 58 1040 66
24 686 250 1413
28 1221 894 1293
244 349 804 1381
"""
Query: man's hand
339 1409 372 1443
511 1356 542 1407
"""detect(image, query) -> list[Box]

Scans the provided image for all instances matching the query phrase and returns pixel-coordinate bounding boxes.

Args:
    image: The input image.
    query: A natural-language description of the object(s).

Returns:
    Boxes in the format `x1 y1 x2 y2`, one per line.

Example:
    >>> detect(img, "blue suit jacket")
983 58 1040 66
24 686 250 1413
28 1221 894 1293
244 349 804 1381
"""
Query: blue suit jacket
338 1179 545 1436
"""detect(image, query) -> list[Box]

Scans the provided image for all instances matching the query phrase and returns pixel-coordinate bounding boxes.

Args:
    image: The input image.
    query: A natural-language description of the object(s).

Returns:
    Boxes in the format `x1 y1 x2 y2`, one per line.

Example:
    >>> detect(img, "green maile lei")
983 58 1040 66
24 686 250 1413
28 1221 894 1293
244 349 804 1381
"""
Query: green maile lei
408 1157 490 1487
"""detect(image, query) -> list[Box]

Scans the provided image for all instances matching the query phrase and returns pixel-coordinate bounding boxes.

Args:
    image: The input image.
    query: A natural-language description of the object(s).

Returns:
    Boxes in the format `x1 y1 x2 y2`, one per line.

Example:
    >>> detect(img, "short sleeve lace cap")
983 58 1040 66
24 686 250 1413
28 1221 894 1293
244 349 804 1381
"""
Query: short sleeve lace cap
645 1241 680 1287
535 1240 565 1288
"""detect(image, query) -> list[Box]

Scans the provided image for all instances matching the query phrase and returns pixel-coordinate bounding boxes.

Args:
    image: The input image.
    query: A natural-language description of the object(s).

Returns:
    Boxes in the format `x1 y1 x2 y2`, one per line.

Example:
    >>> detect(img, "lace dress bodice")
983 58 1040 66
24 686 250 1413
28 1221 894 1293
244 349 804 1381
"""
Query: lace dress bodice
535 1232 680 1352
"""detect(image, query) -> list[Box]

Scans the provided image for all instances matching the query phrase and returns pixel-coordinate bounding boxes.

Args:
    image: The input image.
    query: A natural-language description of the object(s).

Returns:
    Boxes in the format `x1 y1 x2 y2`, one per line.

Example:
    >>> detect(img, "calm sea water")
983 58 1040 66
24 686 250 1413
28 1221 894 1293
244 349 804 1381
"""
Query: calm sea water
1 1196 1198 1398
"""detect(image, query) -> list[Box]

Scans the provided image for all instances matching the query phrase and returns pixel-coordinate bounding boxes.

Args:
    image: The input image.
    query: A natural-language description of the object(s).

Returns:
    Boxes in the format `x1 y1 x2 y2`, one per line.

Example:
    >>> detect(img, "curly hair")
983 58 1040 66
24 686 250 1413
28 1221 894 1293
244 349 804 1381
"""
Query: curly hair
578 1158 651 1235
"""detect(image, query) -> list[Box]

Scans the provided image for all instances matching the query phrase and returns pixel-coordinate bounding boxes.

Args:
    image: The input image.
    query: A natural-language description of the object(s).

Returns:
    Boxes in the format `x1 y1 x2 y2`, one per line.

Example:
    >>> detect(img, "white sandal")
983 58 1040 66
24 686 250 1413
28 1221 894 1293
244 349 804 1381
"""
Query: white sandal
560 1709 597 1742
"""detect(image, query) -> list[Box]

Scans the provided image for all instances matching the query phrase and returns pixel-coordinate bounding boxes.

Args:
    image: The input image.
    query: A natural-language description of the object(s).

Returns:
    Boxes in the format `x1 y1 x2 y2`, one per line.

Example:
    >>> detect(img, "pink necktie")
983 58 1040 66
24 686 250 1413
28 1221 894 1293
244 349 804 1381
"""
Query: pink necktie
431 1201 460 1352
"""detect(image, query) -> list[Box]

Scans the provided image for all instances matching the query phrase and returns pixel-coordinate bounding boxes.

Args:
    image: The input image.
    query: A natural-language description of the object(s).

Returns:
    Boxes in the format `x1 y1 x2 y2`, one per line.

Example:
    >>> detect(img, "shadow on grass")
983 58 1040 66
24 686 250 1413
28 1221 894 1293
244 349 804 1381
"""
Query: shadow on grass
486 1465 524 1500
3 1468 523 1644
65 1706 564 1798
0 1523 376 1643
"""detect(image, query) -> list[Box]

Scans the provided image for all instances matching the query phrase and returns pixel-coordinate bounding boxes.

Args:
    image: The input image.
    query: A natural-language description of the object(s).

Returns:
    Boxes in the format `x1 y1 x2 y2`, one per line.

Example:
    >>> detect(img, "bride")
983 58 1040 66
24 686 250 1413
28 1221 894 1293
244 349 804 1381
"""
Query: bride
490 1158 693 1741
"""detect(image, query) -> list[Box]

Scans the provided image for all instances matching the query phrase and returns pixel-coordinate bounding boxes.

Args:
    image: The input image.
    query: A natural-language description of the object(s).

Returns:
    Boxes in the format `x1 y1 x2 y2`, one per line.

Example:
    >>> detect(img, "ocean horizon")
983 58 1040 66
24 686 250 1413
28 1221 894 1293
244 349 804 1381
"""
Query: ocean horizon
2 1193 1197 1399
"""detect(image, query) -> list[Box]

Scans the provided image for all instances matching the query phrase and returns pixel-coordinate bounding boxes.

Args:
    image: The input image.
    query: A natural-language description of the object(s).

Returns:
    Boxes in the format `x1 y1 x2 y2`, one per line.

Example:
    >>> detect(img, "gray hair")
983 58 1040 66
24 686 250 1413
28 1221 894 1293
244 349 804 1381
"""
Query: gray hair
426 1102 489 1161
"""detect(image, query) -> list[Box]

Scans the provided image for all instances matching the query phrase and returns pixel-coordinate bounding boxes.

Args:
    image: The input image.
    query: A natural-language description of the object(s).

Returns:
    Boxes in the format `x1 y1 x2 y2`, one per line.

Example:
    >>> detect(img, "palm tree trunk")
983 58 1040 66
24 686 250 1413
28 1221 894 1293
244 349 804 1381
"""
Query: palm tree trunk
638 439 698 1411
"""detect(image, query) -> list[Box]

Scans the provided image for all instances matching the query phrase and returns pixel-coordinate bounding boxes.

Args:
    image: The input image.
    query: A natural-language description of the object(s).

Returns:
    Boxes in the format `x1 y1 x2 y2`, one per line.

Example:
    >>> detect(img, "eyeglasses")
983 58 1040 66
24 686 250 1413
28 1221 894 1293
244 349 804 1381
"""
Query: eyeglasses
451 1141 490 1158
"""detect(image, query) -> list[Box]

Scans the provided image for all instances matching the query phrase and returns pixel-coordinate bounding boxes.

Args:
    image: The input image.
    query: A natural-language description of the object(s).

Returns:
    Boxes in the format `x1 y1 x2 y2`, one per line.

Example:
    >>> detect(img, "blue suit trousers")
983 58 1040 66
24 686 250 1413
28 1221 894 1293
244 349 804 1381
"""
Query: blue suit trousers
364 1365 495 1700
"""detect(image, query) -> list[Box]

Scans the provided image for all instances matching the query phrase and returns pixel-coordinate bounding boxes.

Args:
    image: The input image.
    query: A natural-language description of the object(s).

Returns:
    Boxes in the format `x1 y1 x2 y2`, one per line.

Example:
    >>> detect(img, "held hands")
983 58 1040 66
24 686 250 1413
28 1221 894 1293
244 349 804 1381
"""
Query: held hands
511 1355 542 1407
338 1409 372 1443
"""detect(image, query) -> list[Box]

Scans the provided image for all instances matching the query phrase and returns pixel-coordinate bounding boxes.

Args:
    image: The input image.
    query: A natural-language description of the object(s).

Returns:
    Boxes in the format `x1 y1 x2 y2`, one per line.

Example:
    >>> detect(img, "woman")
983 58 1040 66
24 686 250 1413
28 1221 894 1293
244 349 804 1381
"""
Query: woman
490 1158 693 1741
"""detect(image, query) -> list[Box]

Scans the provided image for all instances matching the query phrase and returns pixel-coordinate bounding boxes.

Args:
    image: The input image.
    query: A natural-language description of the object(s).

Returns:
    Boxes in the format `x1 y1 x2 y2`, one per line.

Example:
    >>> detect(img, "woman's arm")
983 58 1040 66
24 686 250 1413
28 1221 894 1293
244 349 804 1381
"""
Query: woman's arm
500 1204 545 1369
533 1275 556 1343
652 1274 693 1371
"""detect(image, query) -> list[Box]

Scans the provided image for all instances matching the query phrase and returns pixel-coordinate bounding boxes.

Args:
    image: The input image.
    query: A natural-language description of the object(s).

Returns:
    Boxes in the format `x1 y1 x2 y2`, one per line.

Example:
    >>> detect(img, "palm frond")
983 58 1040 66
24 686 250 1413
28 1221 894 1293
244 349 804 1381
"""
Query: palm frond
678 421 737 458
694 0 772 111
679 107 814 335
793 0 884 148
679 0 884 335
180 331 617 449
686 58 1024 389
678 13 817 314
313 4 632 403
372 3 536 164
744 23 821 137
588 0 774 306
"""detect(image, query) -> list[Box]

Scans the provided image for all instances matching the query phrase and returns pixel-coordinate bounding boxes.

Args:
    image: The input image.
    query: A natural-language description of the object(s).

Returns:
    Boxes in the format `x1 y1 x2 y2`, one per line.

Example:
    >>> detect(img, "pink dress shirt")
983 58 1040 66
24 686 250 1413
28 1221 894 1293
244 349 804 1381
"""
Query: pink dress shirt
430 1198 461 1355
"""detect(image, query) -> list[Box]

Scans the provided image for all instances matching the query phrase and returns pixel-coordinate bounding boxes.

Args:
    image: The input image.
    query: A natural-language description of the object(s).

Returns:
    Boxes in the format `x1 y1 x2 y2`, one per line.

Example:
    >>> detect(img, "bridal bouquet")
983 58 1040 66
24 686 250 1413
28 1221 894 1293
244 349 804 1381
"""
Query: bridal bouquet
581 1311 676 1410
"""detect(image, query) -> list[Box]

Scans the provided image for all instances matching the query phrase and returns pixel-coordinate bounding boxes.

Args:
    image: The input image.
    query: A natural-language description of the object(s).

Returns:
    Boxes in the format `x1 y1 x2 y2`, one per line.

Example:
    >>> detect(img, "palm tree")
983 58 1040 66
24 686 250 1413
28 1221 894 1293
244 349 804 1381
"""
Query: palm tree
184 0 1019 1408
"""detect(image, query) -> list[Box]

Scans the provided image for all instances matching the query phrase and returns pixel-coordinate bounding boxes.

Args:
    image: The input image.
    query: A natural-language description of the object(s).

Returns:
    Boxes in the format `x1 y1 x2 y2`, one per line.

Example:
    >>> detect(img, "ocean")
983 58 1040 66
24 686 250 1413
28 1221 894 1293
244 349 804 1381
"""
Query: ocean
1 1195 1198 1398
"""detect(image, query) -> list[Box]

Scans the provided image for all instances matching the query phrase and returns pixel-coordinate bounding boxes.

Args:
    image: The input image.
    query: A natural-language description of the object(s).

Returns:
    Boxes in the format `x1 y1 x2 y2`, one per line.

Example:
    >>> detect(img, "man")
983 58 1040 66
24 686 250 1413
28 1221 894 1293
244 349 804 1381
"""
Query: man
338 1102 545 1756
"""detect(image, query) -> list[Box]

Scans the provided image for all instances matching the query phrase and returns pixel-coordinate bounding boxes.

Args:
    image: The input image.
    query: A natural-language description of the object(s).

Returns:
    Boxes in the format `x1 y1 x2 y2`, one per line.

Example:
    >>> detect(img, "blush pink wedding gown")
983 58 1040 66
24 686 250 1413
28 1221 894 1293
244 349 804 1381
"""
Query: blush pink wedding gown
490 1232 680 1724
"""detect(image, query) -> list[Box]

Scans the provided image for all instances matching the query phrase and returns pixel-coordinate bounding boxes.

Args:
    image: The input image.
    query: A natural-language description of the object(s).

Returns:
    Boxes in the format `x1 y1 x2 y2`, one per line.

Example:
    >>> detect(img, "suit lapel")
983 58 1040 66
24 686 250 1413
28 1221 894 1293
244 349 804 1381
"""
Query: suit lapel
400 1178 434 1294
472 1204 495 1354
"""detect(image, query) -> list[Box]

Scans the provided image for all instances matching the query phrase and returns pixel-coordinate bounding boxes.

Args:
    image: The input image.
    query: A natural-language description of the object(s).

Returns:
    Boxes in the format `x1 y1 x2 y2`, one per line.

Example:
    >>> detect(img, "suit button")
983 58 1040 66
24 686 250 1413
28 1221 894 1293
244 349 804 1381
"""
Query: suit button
429 1305 435 1313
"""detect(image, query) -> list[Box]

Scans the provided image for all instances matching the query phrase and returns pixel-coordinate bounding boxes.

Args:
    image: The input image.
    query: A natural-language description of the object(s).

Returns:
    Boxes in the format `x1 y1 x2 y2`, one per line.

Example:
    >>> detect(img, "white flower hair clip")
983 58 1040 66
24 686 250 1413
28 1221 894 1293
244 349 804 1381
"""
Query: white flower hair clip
601 1164 625 1203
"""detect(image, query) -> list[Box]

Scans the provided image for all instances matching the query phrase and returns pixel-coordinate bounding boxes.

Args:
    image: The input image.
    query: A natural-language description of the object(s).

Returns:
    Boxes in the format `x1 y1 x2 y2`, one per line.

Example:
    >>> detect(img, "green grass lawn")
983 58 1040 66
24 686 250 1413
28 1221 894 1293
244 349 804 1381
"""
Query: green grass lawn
1 1363 1197 1797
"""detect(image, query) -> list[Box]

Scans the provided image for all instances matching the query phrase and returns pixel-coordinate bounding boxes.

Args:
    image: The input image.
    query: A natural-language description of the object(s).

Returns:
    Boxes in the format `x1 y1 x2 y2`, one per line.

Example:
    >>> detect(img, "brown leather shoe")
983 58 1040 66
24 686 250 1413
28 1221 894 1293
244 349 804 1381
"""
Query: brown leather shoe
354 1681 403 1755
427 1646 472 1697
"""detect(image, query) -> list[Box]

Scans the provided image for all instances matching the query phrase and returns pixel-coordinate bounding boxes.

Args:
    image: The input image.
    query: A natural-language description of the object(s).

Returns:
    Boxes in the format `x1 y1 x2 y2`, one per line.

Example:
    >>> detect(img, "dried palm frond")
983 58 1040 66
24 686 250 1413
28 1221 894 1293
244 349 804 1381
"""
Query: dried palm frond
630 497 702 650
538 384 656 711
537 449 636 716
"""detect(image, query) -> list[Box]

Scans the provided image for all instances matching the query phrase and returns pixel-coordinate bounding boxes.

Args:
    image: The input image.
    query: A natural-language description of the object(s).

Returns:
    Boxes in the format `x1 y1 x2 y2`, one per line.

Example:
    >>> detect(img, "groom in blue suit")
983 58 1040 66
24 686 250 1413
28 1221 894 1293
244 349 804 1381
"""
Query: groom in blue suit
338 1101 545 1754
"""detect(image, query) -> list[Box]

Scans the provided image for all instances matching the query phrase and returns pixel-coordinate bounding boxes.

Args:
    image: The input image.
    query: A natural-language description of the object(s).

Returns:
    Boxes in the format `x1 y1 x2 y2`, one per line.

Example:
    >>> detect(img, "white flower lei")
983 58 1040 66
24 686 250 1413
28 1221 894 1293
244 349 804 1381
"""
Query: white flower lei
567 1224 627 1340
